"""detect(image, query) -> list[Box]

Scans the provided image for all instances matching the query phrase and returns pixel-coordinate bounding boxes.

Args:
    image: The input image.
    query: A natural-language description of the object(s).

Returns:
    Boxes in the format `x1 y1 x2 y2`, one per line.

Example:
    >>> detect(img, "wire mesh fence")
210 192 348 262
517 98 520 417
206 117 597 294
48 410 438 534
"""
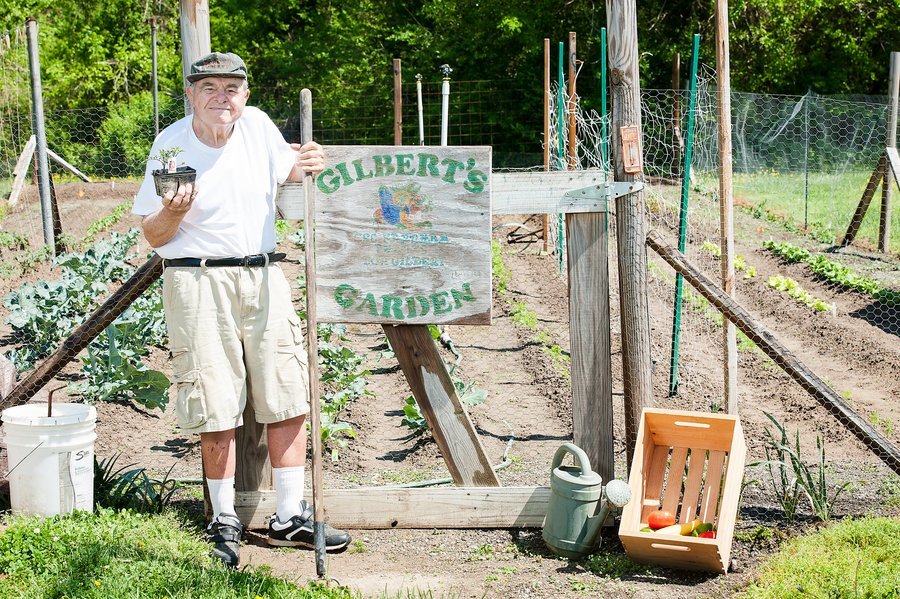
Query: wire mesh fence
0 21 898 530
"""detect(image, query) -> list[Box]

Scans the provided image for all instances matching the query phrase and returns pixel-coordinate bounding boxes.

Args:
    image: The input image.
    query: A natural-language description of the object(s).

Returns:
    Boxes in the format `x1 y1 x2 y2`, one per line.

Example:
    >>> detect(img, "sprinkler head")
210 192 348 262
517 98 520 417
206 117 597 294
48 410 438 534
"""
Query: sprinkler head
439 64 452 79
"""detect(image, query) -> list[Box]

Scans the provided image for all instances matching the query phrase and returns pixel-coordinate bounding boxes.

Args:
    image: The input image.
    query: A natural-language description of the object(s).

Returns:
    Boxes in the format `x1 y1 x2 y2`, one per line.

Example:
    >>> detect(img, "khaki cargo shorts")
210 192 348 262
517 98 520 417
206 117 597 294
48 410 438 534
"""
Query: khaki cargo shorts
162 263 310 434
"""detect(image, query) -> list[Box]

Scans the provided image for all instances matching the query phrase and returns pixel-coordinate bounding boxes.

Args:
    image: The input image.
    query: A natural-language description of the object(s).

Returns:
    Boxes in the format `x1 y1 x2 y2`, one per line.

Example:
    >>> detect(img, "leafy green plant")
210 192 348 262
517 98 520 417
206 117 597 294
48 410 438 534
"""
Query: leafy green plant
316 323 369 458
0 230 28 252
767 275 832 312
492 240 511 293
148 145 184 172
401 395 427 432
71 324 170 410
751 412 851 522
762 239 811 264
83 200 132 244
55 228 139 283
509 301 538 329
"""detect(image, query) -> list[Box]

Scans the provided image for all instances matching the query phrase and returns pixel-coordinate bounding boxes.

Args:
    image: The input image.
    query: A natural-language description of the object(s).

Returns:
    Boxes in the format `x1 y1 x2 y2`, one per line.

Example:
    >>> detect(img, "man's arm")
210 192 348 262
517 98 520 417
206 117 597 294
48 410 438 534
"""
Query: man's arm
286 141 326 182
140 183 197 248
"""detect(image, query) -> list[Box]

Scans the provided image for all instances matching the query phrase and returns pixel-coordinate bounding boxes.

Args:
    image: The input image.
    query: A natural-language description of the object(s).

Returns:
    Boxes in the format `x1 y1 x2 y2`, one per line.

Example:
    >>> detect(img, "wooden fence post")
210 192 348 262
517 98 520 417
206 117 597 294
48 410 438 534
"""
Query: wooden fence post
879 51 899 252
393 58 402 145
606 0 654 469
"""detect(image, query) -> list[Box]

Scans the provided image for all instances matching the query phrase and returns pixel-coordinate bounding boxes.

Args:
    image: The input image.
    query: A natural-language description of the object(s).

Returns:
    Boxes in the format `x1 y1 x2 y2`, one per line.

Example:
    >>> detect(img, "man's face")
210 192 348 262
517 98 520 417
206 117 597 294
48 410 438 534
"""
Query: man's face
186 77 250 128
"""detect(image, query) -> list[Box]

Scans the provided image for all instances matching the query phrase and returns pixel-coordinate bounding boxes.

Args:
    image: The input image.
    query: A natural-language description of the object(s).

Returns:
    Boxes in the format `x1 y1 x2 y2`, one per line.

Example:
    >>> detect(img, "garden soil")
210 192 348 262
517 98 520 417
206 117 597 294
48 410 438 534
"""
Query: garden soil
0 180 897 598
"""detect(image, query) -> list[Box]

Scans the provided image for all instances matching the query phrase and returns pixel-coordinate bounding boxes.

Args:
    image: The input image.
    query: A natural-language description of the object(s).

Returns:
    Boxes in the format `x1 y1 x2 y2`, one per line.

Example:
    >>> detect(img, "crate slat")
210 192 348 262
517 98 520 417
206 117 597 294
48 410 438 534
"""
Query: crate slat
700 450 727 524
641 444 671 520
680 449 706 523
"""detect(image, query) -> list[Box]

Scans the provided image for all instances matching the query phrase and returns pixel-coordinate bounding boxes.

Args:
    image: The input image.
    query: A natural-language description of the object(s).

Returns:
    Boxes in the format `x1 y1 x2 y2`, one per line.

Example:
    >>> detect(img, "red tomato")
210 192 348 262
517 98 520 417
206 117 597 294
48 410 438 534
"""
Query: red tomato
647 510 676 530
699 531 717 539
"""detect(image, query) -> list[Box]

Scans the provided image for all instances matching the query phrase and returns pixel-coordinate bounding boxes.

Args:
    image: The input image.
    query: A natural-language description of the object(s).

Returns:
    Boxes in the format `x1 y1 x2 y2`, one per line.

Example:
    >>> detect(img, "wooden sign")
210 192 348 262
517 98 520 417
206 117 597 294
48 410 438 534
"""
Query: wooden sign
313 146 492 325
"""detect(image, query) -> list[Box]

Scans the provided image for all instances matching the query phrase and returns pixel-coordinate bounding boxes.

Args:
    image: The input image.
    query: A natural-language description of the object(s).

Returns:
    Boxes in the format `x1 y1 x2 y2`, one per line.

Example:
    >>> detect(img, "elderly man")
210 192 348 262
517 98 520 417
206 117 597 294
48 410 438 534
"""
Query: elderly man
133 52 350 568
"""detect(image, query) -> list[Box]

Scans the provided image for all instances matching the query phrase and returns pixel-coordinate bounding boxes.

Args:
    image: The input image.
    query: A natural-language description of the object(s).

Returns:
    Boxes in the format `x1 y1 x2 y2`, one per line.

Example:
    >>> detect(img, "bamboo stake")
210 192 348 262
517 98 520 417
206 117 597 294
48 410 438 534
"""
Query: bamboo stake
393 59 402 145
543 39 550 254
300 88 327 578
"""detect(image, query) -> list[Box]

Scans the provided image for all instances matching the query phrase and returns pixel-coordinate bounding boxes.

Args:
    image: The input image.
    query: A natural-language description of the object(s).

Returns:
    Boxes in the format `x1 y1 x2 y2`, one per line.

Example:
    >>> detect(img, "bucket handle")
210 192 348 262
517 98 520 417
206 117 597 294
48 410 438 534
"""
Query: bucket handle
551 443 594 476
3 440 45 478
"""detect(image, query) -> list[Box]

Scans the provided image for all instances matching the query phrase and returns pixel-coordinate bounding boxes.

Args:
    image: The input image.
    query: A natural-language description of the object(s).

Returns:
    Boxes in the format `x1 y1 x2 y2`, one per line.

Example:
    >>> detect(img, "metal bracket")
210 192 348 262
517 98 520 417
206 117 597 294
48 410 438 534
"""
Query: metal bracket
561 181 644 211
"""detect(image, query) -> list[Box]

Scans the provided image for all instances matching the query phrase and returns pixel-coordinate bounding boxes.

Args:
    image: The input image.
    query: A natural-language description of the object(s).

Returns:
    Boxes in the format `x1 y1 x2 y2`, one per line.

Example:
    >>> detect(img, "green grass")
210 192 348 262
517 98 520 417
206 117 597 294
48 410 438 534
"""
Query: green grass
731 170 900 253
741 516 900 598
0 509 354 598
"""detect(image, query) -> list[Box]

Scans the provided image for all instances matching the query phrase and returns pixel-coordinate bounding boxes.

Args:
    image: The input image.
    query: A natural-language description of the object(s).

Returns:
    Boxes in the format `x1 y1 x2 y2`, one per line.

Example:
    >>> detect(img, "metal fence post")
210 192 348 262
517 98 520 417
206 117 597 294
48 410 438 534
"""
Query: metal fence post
25 17 54 252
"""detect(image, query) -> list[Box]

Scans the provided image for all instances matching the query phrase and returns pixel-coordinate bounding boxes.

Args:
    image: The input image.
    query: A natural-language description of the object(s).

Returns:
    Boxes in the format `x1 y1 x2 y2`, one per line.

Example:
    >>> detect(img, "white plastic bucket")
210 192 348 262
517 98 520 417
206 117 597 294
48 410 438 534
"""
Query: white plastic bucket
2 403 96 516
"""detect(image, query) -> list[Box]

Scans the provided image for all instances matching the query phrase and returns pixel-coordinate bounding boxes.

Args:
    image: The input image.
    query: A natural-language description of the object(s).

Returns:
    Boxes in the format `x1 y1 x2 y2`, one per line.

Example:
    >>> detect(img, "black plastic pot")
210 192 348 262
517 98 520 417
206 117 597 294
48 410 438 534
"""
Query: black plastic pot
152 166 197 197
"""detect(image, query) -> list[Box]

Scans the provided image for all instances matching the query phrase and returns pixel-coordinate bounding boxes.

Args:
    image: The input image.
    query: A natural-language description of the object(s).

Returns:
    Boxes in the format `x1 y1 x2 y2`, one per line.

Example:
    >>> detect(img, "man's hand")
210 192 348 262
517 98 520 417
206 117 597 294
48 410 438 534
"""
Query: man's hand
288 142 326 181
161 182 198 213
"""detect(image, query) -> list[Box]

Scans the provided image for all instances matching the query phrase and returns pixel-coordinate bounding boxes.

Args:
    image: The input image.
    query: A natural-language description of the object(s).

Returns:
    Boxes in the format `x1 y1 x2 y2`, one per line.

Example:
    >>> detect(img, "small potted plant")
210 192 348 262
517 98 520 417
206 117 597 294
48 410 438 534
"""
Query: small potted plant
149 146 196 197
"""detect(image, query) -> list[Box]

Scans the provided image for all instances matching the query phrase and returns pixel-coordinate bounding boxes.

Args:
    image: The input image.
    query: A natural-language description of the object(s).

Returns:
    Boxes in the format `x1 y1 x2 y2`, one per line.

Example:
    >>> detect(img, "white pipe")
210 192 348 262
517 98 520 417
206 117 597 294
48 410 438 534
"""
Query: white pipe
440 64 451 146
416 74 425 146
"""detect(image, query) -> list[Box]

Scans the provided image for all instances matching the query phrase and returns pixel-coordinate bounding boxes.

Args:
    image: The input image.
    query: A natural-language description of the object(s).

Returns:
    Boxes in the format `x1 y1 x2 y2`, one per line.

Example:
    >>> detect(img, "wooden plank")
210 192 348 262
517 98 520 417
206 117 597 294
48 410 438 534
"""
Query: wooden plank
645 409 736 452
714 420 746 570
566 212 614 483
888 147 900 182
543 39 551 254
235 486 550 530
8 135 35 206
47 148 91 182
647 231 900 475
842 155 885 246
383 324 499 487
699 450 726 524
660 446 687 517
607 0 654 471
491 170 609 214
311 145 491 325
281 170 613 216
640 444 670 521
679 449 706 523
234 405 272 494
881 53 899 252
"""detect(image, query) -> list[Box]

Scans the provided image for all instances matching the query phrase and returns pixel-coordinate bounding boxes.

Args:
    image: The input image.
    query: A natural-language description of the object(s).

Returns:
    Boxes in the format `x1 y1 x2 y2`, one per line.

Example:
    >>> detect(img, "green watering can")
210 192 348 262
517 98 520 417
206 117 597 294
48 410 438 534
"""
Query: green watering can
542 443 632 559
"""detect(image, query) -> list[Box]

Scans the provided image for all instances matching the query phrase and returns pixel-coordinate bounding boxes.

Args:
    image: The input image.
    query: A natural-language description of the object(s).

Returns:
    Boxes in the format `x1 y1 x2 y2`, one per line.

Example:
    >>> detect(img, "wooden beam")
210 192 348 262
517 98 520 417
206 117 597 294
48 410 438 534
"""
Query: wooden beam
8 135 35 206
566 213 614 483
491 170 608 214
235 486 550 530
606 0 654 469
383 324 500 487
646 231 900 475
47 148 91 182
841 155 885 246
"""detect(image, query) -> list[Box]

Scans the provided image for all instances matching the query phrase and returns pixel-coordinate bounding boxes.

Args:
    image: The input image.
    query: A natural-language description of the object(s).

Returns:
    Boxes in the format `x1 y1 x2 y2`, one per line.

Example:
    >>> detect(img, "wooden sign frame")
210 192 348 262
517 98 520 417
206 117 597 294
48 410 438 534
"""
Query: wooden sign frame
284 146 493 325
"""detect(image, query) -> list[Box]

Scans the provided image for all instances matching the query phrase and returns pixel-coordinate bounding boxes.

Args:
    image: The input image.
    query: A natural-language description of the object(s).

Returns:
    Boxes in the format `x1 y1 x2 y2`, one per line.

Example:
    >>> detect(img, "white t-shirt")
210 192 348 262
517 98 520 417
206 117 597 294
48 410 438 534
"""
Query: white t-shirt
132 106 296 259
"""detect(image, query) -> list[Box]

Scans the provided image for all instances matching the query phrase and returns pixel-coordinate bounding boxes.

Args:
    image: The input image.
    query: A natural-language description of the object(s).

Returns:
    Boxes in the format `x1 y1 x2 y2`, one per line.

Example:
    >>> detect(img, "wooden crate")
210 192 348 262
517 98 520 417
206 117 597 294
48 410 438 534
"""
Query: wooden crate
618 408 747 573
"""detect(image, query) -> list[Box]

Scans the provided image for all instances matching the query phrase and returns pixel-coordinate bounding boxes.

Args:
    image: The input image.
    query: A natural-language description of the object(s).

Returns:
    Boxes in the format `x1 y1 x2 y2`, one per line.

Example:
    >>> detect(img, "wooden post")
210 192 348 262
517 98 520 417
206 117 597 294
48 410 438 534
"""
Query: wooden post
716 0 738 413
151 16 159 137
179 0 210 115
393 58 402 145
842 156 886 246
25 18 54 251
562 32 614 482
543 39 550 254
567 32 577 170
606 0 654 469
880 52 899 252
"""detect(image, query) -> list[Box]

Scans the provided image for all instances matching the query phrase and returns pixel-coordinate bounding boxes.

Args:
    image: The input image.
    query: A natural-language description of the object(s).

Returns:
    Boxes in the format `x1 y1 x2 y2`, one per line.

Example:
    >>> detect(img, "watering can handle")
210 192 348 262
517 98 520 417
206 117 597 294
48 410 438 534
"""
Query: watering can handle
551 443 593 475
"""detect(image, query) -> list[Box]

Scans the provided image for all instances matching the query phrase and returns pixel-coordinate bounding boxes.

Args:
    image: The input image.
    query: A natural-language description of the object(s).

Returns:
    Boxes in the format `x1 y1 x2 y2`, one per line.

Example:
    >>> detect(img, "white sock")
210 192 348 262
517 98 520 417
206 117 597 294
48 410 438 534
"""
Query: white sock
207 476 236 519
273 466 306 523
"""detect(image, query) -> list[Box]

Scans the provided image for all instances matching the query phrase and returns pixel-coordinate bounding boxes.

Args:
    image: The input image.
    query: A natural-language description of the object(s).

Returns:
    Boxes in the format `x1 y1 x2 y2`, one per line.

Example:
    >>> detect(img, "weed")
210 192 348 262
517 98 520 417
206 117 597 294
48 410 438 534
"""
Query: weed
94 454 178 514
467 543 496 561
868 412 894 436
348 539 367 554
584 546 653 577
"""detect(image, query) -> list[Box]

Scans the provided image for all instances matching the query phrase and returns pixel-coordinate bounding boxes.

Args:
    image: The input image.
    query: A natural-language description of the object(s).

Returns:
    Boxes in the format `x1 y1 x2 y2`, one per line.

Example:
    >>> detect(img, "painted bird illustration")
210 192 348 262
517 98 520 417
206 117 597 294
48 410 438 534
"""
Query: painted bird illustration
373 184 432 229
